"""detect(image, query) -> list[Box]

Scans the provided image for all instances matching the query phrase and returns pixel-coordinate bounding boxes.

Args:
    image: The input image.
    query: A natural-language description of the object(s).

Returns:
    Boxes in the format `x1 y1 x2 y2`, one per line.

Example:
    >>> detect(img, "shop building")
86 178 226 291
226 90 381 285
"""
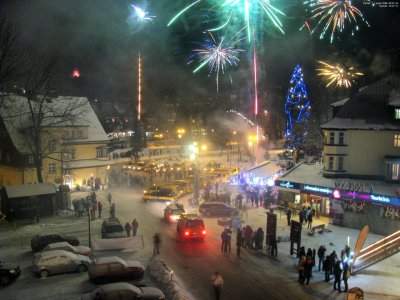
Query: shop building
275 76 400 235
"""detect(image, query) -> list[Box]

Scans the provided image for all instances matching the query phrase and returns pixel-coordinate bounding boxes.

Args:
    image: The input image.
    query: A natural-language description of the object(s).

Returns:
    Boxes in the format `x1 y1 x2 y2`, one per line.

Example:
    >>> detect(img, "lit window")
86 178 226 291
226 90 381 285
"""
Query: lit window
394 135 400 147
96 148 108 158
392 164 399 180
328 157 334 170
48 162 56 174
395 109 400 120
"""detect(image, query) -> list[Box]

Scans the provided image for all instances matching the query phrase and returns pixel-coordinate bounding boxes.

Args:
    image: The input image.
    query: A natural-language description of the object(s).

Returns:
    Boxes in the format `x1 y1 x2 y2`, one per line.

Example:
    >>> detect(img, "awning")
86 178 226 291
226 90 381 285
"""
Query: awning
242 161 283 179
5 183 56 198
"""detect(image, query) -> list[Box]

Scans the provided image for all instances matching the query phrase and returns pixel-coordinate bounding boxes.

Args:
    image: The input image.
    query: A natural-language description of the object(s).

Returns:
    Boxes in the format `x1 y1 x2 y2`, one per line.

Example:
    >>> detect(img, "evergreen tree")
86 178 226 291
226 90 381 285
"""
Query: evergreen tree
284 65 311 151
129 119 146 161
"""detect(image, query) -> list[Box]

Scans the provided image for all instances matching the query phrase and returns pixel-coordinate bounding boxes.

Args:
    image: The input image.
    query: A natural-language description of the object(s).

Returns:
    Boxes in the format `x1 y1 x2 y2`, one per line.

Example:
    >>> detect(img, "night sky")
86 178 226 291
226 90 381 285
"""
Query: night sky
1 0 400 112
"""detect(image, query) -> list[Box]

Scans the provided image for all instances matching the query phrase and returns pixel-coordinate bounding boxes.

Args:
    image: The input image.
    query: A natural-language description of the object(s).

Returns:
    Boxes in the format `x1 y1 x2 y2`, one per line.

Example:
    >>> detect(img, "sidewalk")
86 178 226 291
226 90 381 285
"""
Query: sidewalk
237 201 400 299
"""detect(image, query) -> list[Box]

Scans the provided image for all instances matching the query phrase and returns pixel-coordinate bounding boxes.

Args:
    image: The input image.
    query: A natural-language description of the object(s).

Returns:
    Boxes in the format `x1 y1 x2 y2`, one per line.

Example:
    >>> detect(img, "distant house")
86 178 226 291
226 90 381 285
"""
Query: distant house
0 94 110 190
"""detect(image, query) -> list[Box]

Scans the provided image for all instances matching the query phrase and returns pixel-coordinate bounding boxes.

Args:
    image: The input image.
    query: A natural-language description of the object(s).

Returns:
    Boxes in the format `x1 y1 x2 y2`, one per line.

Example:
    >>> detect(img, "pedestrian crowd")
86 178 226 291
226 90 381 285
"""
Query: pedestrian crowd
297 243 352 293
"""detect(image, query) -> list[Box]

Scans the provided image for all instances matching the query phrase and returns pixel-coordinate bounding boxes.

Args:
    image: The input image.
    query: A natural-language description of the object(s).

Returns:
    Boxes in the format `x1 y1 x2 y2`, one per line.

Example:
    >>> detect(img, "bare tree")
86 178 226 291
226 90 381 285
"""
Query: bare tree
1 51 89 183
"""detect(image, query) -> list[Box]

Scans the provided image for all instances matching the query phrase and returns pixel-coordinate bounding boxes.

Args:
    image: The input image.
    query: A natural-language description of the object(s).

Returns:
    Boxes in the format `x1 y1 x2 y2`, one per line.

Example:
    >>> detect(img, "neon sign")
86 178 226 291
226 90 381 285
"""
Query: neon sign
279 181 294 189
370 195 391 203
276 180 300 190
303 185 333 195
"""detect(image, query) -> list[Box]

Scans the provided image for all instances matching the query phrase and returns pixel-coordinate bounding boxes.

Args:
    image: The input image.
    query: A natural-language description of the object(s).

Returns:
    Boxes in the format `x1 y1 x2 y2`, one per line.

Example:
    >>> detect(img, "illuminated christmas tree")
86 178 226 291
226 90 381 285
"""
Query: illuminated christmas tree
284 64 311 150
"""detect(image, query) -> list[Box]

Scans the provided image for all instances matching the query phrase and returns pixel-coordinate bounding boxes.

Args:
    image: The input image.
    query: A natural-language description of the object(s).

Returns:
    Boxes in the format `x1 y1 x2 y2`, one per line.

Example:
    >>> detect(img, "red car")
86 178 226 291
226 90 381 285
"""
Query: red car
176 214 206 240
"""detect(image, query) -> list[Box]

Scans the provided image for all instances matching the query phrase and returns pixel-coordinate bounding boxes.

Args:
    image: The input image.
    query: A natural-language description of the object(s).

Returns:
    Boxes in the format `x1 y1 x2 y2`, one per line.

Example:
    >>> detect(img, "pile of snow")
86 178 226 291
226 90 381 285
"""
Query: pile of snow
147 257 194 300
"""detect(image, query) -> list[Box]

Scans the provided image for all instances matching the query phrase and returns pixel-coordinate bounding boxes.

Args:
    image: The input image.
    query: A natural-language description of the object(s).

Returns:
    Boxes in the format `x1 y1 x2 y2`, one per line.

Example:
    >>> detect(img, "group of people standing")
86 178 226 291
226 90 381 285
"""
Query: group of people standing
298 244 351 293
124 219 139 237
221 225 265 258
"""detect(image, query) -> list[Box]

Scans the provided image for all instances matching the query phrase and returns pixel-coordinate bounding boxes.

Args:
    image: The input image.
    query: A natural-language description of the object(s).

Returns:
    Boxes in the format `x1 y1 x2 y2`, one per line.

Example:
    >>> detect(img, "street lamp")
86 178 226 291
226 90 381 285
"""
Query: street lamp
177 128 185 140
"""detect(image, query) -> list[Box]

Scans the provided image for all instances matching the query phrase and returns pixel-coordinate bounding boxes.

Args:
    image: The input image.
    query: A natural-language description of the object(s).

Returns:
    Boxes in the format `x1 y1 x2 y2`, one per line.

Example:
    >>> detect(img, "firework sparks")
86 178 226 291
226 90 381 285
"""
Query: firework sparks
168 0 285 42
190 32 244 90
317 61 363 88
302 0 370 43
131 4 155 22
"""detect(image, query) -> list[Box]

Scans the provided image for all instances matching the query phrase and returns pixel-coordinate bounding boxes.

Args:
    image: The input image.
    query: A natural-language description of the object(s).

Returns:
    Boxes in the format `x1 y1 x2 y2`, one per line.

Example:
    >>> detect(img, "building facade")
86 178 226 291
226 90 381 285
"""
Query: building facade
275 76 400 235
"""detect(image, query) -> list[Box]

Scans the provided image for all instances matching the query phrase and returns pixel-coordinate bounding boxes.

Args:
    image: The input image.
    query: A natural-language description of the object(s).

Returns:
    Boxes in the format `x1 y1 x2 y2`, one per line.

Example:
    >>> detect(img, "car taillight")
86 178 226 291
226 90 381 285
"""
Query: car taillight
184 230 190 236
202 230 206 235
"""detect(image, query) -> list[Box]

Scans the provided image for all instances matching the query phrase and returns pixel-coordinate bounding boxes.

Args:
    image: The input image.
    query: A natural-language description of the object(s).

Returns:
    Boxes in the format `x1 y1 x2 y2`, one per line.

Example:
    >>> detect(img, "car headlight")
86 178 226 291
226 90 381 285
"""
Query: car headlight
9 269 16 274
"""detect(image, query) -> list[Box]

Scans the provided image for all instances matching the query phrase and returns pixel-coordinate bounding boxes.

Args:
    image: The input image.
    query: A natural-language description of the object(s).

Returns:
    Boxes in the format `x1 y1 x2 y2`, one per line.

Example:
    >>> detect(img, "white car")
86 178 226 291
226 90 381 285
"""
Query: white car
41 242 92 256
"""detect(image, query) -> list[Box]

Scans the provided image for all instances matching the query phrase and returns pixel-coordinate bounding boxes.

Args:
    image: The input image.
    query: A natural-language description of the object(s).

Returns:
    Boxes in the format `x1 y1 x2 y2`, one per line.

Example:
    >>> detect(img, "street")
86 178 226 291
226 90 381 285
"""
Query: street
1 180 400 300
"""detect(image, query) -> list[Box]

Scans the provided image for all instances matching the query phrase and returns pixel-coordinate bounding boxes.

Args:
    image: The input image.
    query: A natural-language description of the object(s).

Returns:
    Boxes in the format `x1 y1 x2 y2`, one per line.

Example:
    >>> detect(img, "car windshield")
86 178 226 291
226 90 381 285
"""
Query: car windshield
188 220 204 228
105 225 124 233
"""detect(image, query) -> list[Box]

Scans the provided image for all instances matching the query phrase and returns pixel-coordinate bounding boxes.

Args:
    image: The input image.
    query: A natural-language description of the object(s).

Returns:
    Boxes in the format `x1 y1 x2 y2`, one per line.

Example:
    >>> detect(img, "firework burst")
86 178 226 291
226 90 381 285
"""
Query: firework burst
168 0 285 42
131 4 155 22
189 32 244 90
303 0 369 43
317 61 363 88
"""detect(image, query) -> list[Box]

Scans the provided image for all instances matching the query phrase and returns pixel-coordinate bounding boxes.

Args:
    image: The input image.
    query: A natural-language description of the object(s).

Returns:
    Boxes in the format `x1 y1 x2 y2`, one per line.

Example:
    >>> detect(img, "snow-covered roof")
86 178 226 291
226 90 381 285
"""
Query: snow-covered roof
330 98 349 107
322 76 400 130
0 94 108 154
5 183 55 198
277 163 399 197
243 161 283 178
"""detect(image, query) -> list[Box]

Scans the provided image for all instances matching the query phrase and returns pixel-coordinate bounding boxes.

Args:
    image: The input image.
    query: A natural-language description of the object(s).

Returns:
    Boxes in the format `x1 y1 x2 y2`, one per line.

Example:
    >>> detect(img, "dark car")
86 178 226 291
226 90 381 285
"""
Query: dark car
176 214 206 240
199 202 239 217
163 203 185 223
81 282 165 300
101 218 127 239
0 261 21 285
31 234 80 252
88 256 145 283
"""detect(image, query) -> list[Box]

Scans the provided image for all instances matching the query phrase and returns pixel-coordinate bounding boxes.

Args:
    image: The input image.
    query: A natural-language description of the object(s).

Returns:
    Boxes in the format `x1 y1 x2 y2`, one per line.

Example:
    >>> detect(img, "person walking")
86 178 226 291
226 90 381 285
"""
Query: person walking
307 210 313 229
236 228 242 257
97 201 103 218
110 202 116 218
211 271 224 300
225 227 232 253
124 222 132 237
107 193 112 206
286 208 292 226
329 250 337 275
333 260 343 292
317 245 326 271
221 229 227 252
132 219 139 236
342 260 350 292
153 232 161 255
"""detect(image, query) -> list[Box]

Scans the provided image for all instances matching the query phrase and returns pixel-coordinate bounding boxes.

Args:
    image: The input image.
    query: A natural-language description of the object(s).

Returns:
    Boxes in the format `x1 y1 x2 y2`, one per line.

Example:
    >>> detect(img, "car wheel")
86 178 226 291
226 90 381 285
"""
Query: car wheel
39 269 49 278
77 264 87 273
205 211 211 217
0 275 10 285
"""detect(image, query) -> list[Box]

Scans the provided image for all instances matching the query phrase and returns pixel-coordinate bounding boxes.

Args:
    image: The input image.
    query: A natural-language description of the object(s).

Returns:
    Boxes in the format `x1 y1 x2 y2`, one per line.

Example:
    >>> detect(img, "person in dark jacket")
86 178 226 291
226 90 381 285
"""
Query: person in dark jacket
333 260 343 292
236 228 243 257
317 245 327 271
307 210 313 229
287 209 292 226
323 256 331 282
304 255 314 284
342 260 350 292
329 250 337 275
221 229 227 252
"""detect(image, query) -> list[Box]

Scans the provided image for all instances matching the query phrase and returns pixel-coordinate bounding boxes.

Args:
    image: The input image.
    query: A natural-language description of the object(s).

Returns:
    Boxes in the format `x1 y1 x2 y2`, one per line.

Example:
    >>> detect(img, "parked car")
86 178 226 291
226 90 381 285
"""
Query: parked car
81 282 165 300
32 250 91 278
41 242 92 256
163 203 185 223
199 202 239 217
0 261 21 285
31 234 80 252
176 214 206 240
88 256 145 283
101 218 127 239
143 187 178 203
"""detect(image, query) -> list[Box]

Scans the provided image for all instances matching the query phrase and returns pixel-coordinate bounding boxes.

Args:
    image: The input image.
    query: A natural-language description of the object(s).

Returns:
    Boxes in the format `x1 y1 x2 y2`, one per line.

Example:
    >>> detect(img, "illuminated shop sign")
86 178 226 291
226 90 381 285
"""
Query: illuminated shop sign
275 180 300 190
302 185 333 195
338 191 400 207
